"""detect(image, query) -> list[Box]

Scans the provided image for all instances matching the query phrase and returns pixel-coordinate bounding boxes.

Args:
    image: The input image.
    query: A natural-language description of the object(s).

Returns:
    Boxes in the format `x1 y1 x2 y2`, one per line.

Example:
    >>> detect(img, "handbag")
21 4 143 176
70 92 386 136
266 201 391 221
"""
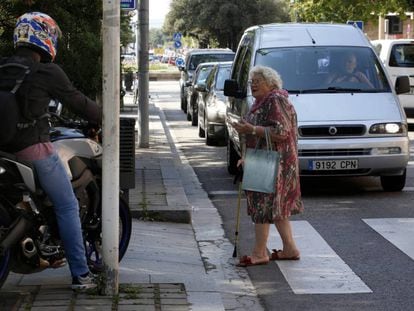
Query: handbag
241 127 280 194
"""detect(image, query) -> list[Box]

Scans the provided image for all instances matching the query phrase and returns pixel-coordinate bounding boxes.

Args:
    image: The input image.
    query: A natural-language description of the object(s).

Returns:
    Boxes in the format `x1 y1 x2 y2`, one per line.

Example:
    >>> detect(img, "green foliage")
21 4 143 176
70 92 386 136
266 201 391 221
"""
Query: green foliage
164 0 289 50
291 0 413 23
0 0 103 99
149 28 169 49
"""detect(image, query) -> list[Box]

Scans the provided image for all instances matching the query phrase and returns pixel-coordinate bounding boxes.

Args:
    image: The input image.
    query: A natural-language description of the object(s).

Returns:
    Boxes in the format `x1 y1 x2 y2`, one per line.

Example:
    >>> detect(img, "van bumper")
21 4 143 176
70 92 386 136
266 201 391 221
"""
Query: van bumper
298 136 409 176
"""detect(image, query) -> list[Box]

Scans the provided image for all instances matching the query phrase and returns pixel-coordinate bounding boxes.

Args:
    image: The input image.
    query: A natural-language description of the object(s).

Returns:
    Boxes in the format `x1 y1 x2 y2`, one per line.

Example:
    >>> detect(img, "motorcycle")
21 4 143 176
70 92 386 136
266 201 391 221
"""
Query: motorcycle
0 102 132 288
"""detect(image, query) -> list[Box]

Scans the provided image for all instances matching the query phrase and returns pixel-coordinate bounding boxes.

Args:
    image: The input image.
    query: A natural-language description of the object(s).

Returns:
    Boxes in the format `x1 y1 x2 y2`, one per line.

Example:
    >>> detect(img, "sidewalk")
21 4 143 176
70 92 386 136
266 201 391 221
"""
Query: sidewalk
0 92 264 311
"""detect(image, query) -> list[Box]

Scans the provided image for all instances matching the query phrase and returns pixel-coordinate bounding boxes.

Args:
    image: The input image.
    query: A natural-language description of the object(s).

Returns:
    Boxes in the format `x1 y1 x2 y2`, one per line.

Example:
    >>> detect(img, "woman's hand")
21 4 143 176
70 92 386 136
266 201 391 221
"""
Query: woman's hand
232 119 254 135
237 158 244 167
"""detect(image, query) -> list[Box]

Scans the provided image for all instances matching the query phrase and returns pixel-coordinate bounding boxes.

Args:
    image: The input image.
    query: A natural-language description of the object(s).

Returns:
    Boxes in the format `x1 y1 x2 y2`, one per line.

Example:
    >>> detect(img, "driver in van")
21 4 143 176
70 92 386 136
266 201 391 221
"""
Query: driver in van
326 52 374 88
2 12 101 290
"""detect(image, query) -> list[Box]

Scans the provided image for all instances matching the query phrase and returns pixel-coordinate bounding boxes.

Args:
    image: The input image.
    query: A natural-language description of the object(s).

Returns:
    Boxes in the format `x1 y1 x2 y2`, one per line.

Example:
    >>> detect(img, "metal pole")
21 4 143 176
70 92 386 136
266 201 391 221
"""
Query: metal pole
138 0 149 147
102 0 120 295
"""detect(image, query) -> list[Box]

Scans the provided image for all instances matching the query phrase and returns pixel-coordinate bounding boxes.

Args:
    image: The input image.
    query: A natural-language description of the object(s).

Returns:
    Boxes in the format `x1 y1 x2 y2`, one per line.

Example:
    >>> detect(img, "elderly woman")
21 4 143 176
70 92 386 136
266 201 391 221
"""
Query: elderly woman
232 65 304 267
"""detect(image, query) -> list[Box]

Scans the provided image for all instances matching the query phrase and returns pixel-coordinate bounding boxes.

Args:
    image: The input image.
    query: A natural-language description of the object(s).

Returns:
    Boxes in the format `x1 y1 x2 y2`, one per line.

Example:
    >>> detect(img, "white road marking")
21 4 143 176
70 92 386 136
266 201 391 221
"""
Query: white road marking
363 218 414 260
267 221 372 294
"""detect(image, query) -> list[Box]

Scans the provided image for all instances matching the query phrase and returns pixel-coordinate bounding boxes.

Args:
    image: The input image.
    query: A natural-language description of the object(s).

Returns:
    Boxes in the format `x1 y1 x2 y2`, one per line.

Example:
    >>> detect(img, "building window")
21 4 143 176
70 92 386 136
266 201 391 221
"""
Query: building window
386 16 402 34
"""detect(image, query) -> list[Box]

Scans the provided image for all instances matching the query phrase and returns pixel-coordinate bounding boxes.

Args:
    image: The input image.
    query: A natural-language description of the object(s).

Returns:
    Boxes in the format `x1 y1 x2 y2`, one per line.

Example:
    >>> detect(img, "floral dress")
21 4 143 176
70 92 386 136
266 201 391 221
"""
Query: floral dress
244 89 304 223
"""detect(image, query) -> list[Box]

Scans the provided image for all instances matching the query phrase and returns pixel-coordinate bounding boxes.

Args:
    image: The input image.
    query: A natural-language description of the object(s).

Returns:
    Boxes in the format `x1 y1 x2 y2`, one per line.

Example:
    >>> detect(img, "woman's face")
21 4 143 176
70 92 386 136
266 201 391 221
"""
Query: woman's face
249 74 272 99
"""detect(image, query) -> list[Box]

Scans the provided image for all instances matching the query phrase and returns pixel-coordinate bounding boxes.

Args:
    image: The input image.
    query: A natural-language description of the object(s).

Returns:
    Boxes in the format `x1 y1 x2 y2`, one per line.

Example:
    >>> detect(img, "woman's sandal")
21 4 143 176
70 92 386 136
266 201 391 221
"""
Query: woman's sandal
270 249 300 261
236 255 269 267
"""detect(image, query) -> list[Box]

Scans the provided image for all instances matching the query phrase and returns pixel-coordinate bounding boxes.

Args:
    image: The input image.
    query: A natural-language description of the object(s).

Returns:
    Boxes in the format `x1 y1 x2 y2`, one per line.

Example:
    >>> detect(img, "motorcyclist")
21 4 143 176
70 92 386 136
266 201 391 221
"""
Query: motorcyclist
2 12 101 290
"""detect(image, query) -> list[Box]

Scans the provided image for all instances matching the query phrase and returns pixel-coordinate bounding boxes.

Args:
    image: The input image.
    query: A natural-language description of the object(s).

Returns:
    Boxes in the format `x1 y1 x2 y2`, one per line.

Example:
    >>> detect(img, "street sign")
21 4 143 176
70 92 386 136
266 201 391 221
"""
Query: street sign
347 20 364 31
121 0 136 10
175 57 185 67
173 32 182 41
174 40 182 49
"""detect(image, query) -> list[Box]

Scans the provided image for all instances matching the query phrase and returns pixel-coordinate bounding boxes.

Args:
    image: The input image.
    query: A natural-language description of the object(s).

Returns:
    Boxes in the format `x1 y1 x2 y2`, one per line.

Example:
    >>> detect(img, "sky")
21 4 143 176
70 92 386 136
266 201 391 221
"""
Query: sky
149 0 172 28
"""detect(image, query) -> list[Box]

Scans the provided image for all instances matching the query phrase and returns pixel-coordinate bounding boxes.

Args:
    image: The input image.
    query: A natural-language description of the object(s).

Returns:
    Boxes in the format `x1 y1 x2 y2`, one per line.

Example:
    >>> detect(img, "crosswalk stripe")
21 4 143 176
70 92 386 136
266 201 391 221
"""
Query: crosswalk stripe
363 218 414 260
267 221 372 294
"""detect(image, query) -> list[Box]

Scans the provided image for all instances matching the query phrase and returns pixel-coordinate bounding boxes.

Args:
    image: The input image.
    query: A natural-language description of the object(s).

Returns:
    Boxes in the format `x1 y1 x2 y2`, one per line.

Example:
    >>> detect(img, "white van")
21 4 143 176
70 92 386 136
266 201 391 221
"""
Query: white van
371 39 414 117
224 23 410 191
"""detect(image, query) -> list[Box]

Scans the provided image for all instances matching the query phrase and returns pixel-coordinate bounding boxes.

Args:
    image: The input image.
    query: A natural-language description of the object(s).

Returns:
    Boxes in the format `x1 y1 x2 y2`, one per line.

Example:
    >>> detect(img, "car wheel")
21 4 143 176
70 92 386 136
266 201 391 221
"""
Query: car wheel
205 119 215 146
227 138 239 175
198 117 205 138
183 96 188 113
186 100 192 121
380 169 406 192
180 88 185 111
191 106 198 126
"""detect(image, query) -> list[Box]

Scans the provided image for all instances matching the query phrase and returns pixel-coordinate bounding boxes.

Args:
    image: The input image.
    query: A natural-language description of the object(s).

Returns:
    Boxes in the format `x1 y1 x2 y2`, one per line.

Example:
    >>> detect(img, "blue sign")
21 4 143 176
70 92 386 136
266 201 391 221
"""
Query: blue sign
347 20 364 31
121 0 136 10
173 32 182 41
175 57 185 67
174 40 182 49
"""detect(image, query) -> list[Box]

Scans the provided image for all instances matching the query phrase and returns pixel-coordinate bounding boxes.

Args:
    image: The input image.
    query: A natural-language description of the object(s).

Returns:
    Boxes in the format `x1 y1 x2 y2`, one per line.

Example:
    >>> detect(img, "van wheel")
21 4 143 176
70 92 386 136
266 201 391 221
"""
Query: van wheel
380 170 406 192
227 139 239 175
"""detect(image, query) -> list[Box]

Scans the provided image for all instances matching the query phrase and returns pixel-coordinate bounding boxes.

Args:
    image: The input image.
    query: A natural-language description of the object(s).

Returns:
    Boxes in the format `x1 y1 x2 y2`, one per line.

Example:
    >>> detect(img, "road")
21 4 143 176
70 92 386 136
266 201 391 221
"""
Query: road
149 80 414 311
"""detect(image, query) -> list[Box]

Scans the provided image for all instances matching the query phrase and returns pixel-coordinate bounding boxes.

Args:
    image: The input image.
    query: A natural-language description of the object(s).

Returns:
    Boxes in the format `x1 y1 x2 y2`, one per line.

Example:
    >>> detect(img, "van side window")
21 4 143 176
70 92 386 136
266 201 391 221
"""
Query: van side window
232 33 254 91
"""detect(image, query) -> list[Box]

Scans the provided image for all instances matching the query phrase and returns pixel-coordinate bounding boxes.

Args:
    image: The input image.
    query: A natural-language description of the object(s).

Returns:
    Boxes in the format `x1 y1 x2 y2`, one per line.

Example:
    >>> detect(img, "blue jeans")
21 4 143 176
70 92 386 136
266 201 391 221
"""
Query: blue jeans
32 152 89 278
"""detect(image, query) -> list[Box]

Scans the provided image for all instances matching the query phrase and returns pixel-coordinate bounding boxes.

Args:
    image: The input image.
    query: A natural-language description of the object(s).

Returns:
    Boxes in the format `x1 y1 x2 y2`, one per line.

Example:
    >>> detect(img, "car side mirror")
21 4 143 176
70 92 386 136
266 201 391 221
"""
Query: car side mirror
178 66 185 72
185 81 192 87
195 83 207 92
395 75 410 94
224 79 245 98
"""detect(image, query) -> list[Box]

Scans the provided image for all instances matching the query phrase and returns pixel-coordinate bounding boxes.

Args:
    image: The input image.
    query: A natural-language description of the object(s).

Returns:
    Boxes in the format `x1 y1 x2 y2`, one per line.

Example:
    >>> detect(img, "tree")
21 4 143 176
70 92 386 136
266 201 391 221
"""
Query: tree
0 0 103 99
291 0 413 23
164 0 289 51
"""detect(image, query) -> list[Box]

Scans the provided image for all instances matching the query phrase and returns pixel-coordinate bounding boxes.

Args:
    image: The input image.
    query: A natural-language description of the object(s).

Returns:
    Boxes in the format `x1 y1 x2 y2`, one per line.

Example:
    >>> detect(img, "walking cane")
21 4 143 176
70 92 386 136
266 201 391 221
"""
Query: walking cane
232 167 243 258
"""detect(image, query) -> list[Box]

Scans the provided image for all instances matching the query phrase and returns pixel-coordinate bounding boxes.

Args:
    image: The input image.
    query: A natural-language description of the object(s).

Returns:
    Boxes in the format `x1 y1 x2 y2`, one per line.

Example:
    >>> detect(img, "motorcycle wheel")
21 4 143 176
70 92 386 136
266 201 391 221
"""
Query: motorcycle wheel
0 204 12 289
85 195 132 273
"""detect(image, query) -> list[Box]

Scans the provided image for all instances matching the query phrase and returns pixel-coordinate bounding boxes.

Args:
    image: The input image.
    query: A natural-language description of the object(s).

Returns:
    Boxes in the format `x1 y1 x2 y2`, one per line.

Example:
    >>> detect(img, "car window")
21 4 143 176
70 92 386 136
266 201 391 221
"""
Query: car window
195 66 213 84
255 46 390 93
189 53 234 70
389 44 414 67
216 66 232 90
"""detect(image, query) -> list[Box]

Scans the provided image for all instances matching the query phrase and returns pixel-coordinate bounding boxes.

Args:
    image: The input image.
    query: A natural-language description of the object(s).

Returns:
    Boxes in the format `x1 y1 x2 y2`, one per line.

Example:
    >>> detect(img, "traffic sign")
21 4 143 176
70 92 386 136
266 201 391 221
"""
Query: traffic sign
175 57 185 67
173 32 182 41
121 0 136 10
174 40 182 49
347 20 364 31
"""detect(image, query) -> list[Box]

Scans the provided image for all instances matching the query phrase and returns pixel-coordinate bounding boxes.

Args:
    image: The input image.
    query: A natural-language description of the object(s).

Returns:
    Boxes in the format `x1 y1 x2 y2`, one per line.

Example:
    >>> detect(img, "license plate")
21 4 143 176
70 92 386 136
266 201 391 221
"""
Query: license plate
309 159 359 170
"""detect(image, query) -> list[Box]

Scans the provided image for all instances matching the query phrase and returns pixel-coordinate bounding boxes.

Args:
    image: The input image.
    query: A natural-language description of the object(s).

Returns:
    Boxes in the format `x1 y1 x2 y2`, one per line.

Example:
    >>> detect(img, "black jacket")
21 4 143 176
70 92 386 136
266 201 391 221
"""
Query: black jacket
3 51 101 152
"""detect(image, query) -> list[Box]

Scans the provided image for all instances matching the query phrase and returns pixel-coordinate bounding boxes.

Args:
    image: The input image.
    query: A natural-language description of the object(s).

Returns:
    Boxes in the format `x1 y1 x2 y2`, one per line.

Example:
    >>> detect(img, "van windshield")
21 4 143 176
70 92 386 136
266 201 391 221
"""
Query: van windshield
255 47 391 94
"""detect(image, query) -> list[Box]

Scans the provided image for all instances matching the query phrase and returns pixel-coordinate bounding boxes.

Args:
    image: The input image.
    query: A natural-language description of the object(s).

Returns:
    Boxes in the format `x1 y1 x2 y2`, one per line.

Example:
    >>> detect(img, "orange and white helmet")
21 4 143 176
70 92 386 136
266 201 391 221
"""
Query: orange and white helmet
14 12 61 62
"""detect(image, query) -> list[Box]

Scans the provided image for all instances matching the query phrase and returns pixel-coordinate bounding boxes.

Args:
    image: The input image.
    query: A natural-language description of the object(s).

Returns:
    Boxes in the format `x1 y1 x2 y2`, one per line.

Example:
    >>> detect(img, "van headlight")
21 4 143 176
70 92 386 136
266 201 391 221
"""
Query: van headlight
369 123 407 134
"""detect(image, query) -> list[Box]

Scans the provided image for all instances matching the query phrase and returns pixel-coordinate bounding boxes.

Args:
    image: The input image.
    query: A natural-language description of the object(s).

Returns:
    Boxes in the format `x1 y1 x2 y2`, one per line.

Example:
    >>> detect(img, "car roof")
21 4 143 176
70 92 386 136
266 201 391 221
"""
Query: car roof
195 61 220 69
186 48 235 56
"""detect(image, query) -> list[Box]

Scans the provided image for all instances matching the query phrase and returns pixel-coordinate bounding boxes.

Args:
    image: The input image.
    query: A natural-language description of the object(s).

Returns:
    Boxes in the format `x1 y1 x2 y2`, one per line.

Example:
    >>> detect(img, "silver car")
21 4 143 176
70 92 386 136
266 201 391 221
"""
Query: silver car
197 61 232 145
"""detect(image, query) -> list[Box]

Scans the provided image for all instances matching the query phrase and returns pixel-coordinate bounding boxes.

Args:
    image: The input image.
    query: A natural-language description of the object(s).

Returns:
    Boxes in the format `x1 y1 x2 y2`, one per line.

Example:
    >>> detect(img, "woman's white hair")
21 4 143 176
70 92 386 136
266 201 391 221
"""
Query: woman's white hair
250 65 283 89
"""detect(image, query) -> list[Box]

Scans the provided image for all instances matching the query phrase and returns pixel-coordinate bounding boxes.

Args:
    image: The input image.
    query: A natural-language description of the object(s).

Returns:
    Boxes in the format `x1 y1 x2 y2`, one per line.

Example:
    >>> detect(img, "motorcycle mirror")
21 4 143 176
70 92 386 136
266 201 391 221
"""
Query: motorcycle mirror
48 99 63 116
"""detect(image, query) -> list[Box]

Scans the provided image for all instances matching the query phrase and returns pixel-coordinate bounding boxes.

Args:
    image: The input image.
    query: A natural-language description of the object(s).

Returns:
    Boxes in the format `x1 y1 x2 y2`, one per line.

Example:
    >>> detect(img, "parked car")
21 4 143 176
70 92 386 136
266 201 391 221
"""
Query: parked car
178 48 235 113
224 23 410 192
186 62 217 126
371 39 414 117
197 61 233 145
